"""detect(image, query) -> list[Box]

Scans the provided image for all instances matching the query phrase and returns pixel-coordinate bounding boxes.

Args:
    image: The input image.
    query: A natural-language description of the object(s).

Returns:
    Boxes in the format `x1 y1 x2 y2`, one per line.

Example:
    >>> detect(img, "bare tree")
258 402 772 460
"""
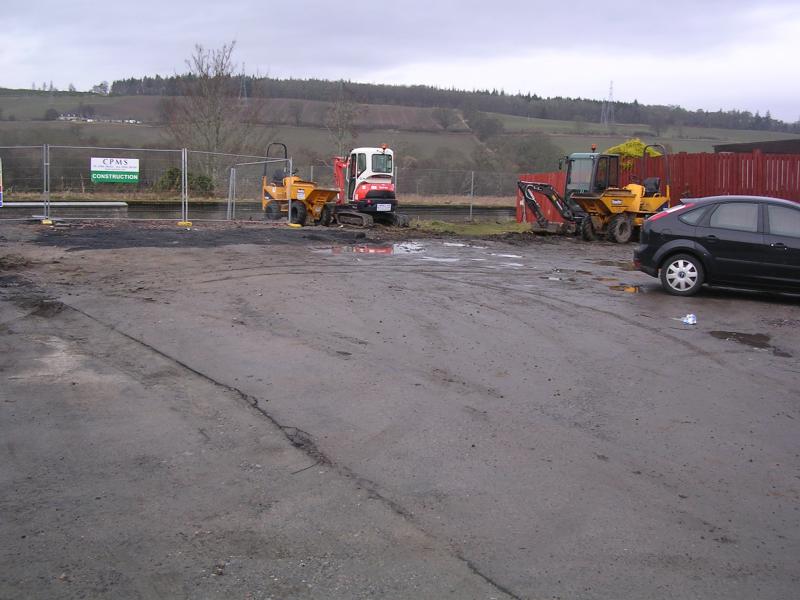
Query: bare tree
161 42 268 160
324 81 361 156
288 101 304 126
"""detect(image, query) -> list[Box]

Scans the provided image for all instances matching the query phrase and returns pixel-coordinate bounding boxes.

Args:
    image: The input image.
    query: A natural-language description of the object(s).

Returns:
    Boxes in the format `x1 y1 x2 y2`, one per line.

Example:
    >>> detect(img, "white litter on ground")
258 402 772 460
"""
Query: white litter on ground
393 241 425 254
418 256 460 263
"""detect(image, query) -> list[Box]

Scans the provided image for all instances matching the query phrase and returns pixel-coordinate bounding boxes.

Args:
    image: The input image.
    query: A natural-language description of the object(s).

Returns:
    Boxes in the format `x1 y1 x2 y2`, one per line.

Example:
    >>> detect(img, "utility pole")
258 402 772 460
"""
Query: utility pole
600 81 615 127
239 64 248 102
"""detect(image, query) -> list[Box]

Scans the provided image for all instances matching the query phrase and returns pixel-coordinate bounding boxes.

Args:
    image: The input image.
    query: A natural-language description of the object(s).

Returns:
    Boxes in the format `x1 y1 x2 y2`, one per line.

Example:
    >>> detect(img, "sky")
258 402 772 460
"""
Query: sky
2 0 799 122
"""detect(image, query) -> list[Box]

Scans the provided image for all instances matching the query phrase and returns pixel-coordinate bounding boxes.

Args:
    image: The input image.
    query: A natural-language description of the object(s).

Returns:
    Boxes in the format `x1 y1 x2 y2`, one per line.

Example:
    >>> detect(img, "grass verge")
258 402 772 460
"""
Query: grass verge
410 219 530 236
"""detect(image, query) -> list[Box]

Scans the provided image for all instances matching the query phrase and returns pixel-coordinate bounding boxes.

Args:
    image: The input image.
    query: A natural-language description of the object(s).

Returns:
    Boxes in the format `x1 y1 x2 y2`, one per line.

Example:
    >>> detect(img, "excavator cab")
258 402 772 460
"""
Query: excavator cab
564 153 621 197
332 145 407 226
339 146 396 205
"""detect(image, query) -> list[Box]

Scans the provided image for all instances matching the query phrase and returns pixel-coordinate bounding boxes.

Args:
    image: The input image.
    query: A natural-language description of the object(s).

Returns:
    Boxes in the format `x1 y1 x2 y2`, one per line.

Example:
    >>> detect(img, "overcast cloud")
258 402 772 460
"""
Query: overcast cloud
3 0 799 121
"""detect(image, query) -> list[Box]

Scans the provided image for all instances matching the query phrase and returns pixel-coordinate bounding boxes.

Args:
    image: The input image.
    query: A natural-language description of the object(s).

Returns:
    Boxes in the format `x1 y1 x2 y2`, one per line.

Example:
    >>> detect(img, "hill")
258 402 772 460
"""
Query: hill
110 76 800 134
2 89 799 174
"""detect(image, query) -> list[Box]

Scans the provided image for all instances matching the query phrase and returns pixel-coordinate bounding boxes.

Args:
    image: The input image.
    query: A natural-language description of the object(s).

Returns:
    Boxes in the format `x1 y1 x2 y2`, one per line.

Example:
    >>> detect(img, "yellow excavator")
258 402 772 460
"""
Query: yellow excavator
518 144 671 242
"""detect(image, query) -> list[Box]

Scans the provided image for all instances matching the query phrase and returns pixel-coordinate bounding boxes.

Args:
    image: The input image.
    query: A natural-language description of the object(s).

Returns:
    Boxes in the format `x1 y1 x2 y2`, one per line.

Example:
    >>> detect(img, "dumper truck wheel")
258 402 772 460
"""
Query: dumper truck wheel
264 201 281 220
289 202 308 226
608 214 633 243
320 205 334 227
580 217 597 241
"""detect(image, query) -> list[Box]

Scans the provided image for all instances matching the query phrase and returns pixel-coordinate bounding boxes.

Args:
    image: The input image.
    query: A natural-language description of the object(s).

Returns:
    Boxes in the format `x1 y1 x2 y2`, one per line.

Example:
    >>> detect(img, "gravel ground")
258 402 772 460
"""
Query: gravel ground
1 220 798 599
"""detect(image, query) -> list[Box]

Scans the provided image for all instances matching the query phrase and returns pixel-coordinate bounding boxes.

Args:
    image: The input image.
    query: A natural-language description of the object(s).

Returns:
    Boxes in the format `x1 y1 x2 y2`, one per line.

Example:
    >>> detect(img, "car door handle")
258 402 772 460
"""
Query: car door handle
705 235 718 243
770 242 788 249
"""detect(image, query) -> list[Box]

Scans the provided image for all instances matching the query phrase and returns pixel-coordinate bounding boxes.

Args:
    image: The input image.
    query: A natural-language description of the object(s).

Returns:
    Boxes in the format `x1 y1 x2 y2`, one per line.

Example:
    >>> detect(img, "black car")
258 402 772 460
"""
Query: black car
634 195 800 296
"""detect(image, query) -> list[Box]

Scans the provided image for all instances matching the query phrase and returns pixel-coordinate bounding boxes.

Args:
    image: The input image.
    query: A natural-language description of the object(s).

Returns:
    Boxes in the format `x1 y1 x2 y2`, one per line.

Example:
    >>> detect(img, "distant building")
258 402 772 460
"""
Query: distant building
713 139 800 154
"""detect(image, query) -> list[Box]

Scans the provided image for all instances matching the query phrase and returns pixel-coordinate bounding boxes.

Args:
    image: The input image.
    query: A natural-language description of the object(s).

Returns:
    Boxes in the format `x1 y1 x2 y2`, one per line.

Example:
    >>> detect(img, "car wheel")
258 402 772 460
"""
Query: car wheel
608 214 633 243
580 217 597 241
660 253 704 296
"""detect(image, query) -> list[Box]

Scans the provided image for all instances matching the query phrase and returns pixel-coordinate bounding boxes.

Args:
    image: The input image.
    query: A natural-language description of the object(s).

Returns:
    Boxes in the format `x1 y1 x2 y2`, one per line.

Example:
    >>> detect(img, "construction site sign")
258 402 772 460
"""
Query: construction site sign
90 157 139 183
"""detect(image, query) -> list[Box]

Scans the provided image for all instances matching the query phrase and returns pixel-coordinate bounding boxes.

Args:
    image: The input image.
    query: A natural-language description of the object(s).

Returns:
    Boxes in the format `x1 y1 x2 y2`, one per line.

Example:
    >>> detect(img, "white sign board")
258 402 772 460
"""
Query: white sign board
90 157 140 183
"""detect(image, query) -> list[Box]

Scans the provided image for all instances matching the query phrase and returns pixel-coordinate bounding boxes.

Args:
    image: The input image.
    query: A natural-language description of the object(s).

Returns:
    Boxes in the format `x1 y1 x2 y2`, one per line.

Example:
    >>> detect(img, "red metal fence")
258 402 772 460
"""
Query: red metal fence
517 151 800 223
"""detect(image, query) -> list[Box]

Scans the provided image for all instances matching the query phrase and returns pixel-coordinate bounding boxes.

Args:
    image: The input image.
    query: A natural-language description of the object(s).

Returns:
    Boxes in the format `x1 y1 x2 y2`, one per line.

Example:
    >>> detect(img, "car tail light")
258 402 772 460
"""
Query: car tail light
647 202 695 223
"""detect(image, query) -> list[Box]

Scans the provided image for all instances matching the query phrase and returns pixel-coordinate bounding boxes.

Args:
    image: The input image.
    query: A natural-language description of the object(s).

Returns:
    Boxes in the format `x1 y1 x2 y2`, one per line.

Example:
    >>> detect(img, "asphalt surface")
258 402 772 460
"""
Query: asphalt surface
1 221 798 599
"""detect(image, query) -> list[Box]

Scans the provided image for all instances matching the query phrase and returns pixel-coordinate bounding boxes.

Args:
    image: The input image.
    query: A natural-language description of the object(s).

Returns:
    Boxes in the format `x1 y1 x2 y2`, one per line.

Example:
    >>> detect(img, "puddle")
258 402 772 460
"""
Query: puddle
710 331 792 357
500 262 524 267
312 241 425 256
541 276 576 282
594 276 618 282
609 285 642 293
312 244 393 255
490 253 523 259
443 242 467 247
592 259 637 271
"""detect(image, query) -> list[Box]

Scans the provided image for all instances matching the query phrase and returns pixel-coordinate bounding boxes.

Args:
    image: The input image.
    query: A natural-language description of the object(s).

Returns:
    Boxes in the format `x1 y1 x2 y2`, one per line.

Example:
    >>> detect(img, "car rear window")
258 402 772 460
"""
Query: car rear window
709 202 759 232
767 205 800 238
678 207 706 225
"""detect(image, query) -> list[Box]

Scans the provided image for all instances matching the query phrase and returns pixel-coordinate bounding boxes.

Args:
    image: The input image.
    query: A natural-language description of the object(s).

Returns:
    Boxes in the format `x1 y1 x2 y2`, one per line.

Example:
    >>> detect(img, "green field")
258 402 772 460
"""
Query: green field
0 120 168 147
495 112 800 154
0 120 480 165
2 92 797 171
0 94 162 122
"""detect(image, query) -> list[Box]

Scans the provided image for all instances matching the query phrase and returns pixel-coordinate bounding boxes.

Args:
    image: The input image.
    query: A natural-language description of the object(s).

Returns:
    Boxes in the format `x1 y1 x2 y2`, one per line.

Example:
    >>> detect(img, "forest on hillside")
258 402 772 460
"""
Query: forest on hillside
109 74 800 134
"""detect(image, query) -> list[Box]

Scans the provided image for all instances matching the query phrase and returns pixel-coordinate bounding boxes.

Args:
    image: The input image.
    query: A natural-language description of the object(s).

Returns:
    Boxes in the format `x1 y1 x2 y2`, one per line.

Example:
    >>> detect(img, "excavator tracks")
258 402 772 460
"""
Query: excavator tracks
334 209 374 227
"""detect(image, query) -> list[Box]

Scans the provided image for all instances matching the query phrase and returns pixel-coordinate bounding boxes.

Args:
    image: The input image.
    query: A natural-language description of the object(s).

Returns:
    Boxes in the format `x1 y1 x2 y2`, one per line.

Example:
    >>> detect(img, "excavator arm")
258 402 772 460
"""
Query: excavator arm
517 181 577 228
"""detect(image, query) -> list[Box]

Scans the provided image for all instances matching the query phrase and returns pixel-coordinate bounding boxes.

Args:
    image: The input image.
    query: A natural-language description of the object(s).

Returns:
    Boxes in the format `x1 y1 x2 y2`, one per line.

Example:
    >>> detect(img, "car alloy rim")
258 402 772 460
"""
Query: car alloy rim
666 259 698 291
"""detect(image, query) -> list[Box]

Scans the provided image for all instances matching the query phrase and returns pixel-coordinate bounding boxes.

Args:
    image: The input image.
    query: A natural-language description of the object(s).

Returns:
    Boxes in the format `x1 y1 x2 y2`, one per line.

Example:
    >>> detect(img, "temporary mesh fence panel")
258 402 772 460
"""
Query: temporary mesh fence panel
187 151 297 221
0 146 44 219
301 164 337 188
0 145 520 224
225 158 291 222
394 167 518 200
47 146 183 220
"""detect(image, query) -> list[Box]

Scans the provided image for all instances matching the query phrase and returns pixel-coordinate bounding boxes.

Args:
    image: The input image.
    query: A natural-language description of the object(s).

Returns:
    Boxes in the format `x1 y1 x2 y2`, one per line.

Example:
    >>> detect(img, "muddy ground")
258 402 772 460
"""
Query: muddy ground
1 221 798 600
